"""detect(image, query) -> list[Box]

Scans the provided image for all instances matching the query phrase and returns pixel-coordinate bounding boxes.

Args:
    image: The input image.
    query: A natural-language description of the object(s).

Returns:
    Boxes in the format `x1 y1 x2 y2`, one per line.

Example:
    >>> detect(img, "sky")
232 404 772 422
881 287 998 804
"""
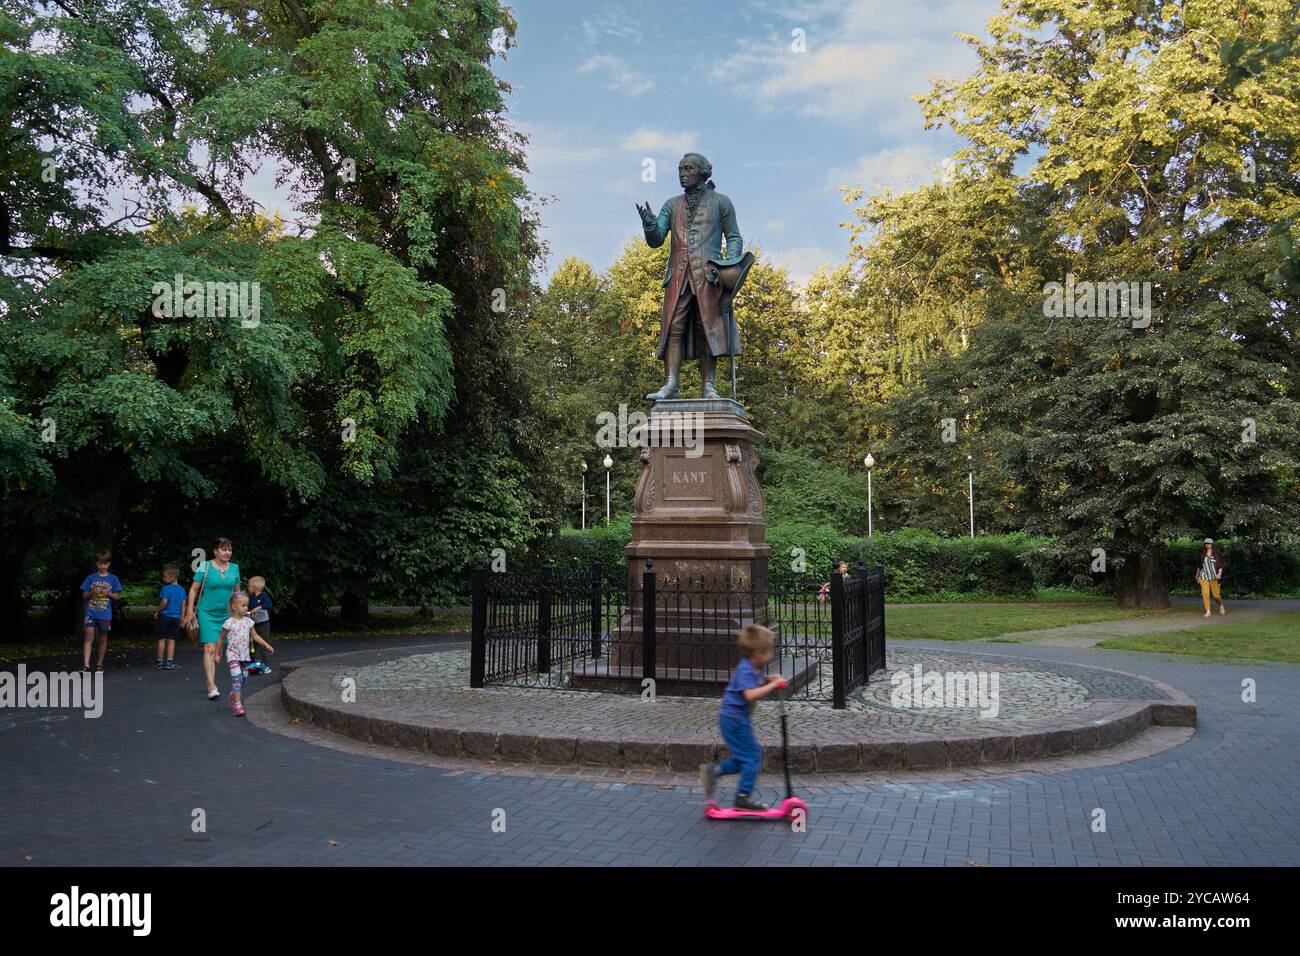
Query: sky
497 0 1000 284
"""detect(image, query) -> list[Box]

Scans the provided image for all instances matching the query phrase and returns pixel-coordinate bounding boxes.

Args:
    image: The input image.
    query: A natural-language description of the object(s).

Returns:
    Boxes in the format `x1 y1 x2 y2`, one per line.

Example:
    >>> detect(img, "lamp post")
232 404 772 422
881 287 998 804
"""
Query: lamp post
580 461 587 530
603 454 613 524
967 455 975 538
863 454 875 537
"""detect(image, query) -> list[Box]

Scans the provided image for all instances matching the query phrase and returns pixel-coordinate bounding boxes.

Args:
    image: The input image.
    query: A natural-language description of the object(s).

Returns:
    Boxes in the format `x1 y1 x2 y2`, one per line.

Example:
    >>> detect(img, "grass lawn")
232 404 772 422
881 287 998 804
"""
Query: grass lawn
886 601 1179 642
1096 611 1300 664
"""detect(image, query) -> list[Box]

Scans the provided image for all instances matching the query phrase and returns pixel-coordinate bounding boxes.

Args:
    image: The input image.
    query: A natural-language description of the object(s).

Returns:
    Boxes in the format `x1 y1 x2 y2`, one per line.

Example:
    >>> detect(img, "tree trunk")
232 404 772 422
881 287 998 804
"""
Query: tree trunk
340 590 369 622
1115 537 1170 608
0 544 29 643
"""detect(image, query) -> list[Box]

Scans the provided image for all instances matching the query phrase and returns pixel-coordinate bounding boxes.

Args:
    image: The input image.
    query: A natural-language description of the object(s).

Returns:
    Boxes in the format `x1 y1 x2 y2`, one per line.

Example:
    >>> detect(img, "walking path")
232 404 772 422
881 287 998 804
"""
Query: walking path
3 607 1297 866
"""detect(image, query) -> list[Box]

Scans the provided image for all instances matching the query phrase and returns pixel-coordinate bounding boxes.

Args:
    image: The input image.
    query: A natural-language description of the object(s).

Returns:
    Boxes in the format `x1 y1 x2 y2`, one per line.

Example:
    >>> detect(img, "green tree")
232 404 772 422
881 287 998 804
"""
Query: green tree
874 0 1300 604
1 0 549 633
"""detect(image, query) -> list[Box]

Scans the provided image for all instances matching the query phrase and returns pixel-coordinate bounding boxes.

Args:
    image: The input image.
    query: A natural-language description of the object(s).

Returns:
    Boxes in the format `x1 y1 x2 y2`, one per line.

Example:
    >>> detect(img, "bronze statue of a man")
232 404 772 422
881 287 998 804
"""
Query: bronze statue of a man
637 153 754 401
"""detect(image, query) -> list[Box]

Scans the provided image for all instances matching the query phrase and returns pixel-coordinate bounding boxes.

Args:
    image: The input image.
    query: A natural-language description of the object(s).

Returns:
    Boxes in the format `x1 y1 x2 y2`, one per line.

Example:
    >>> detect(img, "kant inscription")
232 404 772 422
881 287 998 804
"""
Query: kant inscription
673 470 707 484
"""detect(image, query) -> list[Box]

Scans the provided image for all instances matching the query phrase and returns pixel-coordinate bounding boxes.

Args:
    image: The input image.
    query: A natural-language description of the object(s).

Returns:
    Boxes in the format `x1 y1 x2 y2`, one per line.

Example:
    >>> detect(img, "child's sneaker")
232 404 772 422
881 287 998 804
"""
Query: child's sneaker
733 793 769 813
233 702 246 717
699 763 719 800
153 660 164 669
164 660 179 670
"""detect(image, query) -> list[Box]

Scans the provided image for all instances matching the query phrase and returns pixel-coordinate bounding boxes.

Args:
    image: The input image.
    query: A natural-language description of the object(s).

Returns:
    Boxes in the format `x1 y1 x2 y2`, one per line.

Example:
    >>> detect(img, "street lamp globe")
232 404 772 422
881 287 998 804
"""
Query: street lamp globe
580 461 587 473
603 454 613 470
864 454 875 471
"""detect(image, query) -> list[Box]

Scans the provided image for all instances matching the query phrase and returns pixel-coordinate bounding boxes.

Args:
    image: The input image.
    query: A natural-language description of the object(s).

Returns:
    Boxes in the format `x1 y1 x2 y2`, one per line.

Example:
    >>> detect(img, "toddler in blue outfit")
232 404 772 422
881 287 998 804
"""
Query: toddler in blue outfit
700 624 784 811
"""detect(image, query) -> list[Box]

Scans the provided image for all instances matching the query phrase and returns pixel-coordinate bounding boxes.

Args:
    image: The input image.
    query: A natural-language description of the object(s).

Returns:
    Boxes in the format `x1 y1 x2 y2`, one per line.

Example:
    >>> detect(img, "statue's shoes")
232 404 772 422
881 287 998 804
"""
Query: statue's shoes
646 384 681 400
700 384 721 400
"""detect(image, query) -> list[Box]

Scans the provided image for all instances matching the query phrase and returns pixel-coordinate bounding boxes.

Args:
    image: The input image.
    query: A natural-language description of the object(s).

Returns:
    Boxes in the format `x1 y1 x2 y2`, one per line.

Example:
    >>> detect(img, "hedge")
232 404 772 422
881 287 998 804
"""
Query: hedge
549 524 1300 599
551 522 1038 598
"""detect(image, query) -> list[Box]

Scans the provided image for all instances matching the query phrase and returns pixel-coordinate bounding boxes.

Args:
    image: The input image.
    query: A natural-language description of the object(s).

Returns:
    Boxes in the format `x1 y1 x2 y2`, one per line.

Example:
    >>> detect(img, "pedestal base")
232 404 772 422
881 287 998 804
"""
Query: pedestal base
612 399 773 684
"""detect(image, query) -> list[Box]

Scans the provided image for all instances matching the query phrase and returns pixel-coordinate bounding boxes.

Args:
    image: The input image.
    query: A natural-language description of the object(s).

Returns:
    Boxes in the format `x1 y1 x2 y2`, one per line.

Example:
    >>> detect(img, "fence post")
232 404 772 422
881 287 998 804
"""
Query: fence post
470 555 488 688
538 560 552 673
877 564 887 668
857 559 870 685
830 559 846 709
590 562 603 659
642 559 656 684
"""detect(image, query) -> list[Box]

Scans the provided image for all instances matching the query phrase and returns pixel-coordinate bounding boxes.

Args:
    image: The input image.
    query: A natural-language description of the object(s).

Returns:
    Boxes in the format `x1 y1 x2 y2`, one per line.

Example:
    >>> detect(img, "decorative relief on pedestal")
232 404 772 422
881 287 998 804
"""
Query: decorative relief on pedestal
724 443 744 515
746 448 765 517
634 446 655 513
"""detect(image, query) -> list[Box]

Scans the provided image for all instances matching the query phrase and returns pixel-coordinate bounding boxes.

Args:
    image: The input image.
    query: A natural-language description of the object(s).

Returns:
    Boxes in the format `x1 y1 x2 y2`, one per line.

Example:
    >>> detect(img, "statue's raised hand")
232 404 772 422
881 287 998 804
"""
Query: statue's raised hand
636 201 655 226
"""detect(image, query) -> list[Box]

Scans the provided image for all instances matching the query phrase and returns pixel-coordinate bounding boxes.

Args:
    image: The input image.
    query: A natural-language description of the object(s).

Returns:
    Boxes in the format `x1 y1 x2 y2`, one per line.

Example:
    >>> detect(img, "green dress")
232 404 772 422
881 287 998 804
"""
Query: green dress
195 561 240 644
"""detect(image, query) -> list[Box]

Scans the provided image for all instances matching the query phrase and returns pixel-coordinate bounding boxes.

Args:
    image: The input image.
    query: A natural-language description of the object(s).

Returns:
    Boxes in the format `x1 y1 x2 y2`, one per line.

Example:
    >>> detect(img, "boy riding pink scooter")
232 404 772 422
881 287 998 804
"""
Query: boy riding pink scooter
699 624 789 813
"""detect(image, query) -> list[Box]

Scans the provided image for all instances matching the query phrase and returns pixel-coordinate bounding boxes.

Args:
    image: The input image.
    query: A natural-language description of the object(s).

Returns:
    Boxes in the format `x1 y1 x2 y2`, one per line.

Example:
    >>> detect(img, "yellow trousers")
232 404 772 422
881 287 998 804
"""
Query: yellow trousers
1198 577 1223 611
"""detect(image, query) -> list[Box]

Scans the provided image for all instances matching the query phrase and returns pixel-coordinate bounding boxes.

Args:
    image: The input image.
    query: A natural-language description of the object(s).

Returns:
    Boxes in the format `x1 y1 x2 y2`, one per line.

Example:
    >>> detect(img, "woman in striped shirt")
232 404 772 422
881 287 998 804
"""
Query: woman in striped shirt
1195 538 1226 617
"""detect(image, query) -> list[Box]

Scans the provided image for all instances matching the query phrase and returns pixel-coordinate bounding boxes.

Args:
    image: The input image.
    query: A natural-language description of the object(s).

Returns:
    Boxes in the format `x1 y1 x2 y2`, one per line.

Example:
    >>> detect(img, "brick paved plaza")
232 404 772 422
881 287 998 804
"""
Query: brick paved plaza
4 628 1298 867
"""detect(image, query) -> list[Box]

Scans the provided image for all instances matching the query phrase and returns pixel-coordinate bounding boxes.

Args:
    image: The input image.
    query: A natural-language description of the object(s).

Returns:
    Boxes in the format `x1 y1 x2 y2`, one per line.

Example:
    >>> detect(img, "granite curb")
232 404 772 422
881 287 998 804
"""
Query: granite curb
279 646 1197 773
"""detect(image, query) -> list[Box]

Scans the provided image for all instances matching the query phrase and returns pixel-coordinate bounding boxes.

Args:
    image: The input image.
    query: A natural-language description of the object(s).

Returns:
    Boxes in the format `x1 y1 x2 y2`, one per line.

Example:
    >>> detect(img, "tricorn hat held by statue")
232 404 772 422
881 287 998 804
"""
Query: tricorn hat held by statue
707 250 754 358
708 250 755 297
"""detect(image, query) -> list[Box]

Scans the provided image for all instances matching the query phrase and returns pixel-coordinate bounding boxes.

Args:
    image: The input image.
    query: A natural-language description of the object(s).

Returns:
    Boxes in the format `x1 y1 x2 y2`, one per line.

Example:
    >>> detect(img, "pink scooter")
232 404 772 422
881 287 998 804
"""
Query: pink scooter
705 680 809 821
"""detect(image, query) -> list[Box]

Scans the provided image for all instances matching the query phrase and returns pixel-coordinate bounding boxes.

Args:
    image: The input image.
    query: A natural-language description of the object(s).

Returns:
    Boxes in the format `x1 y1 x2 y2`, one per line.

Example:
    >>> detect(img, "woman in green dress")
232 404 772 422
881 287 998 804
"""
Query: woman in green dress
182 537 241 700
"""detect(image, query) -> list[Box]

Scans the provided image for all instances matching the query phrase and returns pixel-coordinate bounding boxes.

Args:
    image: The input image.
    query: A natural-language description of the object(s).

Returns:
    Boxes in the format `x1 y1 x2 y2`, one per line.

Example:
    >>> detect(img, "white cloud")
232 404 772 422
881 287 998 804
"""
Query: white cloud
712 0 993 130
516 123 614 172
825 142 950 193
762 244 837 285
619 128 698 155
578 54 654 95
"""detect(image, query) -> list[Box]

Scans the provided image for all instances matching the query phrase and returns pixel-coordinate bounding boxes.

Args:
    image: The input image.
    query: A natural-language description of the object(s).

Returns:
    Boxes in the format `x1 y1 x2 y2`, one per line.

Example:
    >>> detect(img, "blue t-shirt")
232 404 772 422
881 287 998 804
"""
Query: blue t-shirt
80 573 123 621
720 658 763 720
158 582 187 618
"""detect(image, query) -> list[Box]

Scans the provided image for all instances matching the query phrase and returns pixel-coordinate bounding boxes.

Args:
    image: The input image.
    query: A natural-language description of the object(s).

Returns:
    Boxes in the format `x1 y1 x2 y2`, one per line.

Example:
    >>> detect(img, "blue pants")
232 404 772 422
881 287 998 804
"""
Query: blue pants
718 712 762 795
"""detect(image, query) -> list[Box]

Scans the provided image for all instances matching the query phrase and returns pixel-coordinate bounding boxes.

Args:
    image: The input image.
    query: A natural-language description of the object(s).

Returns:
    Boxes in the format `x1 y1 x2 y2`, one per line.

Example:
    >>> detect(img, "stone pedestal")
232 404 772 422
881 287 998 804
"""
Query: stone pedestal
606 399 778 691
624 397 770 579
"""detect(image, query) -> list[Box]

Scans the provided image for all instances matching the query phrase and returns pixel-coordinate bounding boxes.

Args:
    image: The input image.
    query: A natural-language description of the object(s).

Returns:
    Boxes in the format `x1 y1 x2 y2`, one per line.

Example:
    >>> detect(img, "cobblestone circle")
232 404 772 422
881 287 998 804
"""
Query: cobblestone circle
343 646 1102 725
280 641 1196 772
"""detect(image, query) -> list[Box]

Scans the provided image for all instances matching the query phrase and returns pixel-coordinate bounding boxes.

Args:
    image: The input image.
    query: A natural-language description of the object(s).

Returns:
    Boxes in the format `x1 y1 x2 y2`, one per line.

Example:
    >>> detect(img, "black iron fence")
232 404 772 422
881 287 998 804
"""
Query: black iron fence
470 559 886 708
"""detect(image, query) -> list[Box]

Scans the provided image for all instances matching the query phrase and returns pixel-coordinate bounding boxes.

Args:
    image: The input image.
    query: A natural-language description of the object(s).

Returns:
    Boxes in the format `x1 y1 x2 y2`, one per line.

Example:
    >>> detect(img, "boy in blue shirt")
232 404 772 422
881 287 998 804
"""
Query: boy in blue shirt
246 576 273 674
80 550 122 672
153 564 186 670
700 624 785 811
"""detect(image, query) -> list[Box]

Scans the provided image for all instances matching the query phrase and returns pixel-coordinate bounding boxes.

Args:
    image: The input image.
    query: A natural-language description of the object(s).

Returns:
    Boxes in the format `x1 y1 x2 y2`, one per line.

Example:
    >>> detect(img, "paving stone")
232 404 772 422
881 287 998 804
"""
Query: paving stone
5 614 1296 868
668 742 714 771
462 731 498 758
426 726 462 756
905 741 948 770
816 743 859 772
1046 730 1075 755
946 738 982 766
860 742 905 770
619 740 667 767
576 738 620 766
498 733 537 762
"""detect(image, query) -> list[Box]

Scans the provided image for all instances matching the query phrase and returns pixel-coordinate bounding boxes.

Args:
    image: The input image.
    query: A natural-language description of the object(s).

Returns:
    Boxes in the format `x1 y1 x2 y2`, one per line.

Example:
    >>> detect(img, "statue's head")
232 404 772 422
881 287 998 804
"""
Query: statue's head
678 153 712 189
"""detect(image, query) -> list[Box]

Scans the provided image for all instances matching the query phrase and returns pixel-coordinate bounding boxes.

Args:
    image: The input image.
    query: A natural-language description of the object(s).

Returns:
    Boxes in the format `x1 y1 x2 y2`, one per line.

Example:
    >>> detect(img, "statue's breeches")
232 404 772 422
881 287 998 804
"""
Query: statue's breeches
657 277 730 360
